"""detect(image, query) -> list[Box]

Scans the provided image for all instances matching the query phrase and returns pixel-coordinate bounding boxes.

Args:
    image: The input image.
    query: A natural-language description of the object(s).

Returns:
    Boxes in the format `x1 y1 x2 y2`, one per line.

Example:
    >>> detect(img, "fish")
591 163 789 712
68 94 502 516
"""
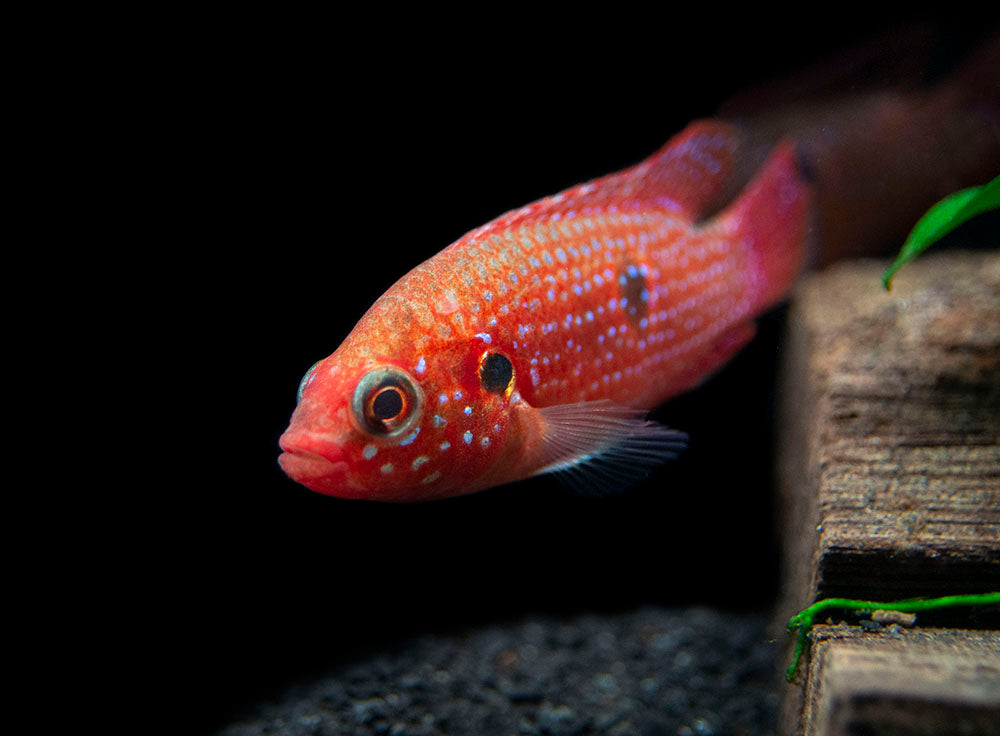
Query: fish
279 123 809 501
279 35 999 502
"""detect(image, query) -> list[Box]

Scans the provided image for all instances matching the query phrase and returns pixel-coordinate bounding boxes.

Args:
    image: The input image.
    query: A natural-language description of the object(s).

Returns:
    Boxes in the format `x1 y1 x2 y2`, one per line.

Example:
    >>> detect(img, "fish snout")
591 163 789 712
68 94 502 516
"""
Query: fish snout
278 428 352 495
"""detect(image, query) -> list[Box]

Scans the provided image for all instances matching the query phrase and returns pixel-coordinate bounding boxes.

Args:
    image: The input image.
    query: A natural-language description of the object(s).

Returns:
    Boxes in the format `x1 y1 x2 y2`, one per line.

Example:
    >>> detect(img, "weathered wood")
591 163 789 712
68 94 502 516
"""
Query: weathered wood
777 252 1000 735
778 251 1000 605
803 625 1000 736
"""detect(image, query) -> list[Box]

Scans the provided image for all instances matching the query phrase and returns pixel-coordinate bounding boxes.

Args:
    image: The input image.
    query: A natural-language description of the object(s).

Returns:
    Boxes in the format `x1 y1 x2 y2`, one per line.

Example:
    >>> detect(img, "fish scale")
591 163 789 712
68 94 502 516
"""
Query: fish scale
279 120 810 501
343 122 787 411
427 205 741 410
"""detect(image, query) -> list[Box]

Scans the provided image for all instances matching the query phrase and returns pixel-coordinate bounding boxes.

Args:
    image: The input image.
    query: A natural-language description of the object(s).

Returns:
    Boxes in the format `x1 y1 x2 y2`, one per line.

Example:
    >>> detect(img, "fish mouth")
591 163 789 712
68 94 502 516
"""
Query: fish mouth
278 447 348 479
278 430 352 494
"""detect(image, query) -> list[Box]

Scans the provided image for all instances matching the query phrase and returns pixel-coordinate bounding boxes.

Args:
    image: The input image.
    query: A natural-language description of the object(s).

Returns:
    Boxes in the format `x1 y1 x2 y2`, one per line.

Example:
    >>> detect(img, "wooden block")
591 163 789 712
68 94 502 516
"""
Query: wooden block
803 625 1000 736
776 252 1000 735
778 252 1000 607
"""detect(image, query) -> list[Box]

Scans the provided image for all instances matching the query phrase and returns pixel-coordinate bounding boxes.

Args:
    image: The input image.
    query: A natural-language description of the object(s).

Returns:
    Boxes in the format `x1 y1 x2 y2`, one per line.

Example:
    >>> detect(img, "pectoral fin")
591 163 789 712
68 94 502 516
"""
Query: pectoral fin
531 400 688 496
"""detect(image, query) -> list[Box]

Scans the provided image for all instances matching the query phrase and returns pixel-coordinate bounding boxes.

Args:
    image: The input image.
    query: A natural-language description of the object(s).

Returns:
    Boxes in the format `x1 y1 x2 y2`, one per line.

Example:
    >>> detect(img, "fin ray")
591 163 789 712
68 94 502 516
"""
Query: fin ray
534 400 687 496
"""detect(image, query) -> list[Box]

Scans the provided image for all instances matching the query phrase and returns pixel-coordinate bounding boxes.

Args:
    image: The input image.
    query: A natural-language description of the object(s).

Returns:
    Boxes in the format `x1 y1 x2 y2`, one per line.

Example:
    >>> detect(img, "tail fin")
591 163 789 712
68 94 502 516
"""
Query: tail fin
726 32 999 267
718 141 813 311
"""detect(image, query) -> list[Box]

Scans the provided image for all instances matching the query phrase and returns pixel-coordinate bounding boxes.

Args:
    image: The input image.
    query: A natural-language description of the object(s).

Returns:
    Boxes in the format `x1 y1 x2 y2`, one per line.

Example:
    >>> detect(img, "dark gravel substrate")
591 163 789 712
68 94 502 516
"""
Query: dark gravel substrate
217 607 781 736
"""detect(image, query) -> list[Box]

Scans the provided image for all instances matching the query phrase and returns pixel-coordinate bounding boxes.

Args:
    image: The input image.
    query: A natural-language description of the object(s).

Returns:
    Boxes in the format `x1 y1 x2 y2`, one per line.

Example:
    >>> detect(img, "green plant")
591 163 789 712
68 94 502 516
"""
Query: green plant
882 176 999 290
785 592 1000 681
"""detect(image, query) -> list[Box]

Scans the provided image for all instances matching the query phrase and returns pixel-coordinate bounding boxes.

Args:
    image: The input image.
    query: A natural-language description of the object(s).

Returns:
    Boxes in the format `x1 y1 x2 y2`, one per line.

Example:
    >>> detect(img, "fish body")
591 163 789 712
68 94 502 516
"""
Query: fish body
279 32 1000 502
279 121 812 501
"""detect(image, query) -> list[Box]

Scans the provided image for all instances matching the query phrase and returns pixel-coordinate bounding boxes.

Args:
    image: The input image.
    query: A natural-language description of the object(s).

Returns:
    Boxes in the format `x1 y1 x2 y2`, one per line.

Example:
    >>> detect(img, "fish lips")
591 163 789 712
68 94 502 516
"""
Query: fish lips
278 429 352 495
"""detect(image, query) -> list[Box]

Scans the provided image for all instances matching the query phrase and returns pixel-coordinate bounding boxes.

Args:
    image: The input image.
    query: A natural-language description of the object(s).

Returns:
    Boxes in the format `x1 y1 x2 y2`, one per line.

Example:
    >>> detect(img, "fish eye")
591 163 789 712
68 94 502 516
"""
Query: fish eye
352 367 422 436
296 360 322 404
479 352 514 395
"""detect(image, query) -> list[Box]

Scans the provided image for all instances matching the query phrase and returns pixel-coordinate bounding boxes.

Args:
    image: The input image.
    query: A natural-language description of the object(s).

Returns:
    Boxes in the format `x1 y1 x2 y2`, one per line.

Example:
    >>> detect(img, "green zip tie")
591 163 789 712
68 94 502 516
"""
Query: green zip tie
785 592 1000 682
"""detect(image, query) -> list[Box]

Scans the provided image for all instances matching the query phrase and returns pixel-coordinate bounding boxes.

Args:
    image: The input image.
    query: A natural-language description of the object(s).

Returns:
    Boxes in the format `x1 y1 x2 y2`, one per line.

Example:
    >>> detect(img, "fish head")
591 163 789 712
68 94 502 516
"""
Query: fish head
278 322 521 502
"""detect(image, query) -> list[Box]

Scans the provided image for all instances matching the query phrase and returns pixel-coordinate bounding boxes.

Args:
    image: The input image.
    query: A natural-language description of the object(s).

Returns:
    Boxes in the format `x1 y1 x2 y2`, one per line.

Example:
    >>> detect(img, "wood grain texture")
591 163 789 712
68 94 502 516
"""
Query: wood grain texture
778 252 1000 607
777 252 1000 735
803 625 1000 736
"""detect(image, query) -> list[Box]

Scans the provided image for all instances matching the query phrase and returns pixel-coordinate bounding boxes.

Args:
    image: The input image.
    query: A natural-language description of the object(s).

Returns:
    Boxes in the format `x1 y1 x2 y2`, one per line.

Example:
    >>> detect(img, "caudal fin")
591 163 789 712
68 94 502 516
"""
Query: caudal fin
718 140 813 312
716 31 999 266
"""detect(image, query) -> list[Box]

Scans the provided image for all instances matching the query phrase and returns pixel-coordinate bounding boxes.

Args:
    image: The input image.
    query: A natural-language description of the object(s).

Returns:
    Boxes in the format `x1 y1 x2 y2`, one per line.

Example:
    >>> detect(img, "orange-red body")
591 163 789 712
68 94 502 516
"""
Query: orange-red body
279 123 810 500
279 36 999 501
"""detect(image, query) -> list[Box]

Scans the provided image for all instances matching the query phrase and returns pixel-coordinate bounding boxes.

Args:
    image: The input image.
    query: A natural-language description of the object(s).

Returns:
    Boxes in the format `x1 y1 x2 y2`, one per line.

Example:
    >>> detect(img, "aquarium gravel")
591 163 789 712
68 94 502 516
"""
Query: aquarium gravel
217 607 780 736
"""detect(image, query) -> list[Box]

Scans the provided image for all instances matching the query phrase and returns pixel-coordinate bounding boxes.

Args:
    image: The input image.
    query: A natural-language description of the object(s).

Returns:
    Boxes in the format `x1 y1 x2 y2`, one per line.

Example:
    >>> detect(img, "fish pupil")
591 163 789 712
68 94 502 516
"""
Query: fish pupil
372 386 404 420
480 352 513 394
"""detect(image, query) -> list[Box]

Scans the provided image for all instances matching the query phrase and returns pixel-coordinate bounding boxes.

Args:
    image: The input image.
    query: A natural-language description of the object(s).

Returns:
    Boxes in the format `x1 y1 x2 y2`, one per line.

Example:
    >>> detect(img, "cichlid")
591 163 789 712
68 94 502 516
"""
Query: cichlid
279 37 999 502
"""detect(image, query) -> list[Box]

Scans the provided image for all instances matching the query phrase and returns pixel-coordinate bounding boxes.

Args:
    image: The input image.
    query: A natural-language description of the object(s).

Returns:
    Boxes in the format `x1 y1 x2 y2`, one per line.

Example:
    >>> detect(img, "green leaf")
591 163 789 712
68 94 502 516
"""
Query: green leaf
882 175 1000 290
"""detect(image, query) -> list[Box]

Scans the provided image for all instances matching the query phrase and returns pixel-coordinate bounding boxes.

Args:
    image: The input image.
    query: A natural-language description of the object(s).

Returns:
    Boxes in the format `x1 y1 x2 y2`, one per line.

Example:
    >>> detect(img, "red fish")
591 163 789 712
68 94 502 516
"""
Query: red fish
279 37 999 502
279 123 810 501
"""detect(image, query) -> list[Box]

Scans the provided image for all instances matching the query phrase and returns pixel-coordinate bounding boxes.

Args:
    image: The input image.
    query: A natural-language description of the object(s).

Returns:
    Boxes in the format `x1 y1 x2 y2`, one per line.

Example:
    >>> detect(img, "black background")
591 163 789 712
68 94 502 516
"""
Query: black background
127 13 996 731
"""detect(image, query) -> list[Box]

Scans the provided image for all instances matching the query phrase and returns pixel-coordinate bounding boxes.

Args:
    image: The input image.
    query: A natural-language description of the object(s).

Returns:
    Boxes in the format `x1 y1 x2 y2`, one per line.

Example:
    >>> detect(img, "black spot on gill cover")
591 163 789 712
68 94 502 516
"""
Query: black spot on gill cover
480 353 513 394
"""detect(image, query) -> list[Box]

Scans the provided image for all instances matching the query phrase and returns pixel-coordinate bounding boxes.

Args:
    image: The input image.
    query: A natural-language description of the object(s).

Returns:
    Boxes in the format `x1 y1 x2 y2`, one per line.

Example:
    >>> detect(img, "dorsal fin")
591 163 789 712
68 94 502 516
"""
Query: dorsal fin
632 120 744 220
481 121 744 234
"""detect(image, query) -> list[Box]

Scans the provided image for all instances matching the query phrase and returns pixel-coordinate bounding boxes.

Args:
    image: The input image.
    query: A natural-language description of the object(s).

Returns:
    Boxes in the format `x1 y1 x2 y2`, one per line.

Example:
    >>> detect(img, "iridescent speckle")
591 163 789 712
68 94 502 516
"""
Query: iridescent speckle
380 463 393 474
362 444 377 460
463 430 473 445
412 456 429 469
399 428 420 446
